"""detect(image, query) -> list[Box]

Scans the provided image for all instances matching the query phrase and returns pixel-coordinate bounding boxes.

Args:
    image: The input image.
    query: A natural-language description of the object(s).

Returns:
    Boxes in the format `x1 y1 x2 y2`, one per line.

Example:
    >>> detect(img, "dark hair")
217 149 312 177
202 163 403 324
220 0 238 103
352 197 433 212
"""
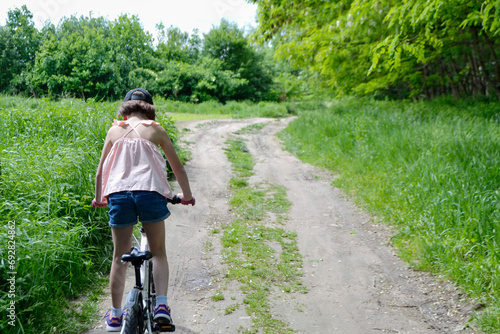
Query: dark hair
118 91 156 120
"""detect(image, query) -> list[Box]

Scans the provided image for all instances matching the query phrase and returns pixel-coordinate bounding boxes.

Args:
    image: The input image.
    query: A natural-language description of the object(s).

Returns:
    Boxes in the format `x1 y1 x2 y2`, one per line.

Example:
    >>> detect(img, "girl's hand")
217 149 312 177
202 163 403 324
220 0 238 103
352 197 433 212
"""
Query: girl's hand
177 193 195 206
92 199 108 208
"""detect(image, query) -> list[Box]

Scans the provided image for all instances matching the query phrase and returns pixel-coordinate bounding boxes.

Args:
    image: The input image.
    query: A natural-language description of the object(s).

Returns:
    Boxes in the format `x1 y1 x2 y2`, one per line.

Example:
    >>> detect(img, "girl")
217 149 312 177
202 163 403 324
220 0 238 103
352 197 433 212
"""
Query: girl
93 88 194 332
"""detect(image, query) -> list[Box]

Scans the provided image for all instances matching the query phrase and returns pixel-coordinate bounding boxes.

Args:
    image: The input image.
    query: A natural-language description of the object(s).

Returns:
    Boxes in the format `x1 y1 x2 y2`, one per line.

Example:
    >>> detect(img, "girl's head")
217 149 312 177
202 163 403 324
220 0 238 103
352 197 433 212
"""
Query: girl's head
118 88 156 120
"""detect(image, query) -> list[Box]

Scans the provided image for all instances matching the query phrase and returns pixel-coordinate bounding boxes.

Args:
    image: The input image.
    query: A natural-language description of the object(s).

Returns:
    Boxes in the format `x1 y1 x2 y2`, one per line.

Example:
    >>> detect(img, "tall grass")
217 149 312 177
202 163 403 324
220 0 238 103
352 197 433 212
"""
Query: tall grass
279 97 500 331
0 96 118 333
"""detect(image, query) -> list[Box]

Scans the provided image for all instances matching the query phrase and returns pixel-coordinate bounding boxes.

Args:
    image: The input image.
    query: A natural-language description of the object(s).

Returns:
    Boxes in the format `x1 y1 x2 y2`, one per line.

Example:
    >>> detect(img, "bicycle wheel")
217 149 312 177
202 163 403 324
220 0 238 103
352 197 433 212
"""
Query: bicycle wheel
123 301 144 334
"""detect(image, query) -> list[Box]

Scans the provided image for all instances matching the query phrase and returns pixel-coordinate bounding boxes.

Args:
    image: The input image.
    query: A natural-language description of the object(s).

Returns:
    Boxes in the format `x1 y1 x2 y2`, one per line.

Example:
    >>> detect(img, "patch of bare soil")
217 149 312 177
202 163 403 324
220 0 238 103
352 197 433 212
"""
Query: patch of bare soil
83 117 479 334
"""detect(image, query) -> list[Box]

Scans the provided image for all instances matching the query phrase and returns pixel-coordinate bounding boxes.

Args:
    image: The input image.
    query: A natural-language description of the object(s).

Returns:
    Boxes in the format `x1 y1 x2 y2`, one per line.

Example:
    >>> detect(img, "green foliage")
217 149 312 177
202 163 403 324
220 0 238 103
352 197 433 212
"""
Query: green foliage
250 0 500 100
155 24 201 64
480 0 500 35
152 22 280 102
0 96 114 333
202 19 275 101
250 0 386 95
279 97 500 330
145 58 248 103
0 6 296 102
0 5 41 93
29 14 154 100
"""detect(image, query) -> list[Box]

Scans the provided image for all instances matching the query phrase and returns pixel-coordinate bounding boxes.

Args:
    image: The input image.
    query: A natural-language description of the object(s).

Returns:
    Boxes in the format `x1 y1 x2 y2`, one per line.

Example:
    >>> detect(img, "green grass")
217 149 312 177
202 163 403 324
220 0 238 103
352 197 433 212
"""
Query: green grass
211 291 225 301
156 98 294 118
224 139 255 178
225 303 240 315
234 123 268 134
0 96 114 334
221 136 305 333
168 112 232 122
279 96 500 332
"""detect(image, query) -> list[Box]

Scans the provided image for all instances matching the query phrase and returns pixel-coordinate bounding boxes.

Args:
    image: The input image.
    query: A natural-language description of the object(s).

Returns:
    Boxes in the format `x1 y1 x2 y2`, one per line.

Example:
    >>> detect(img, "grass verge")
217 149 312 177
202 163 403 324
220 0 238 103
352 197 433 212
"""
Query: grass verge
156 99 294 119
167 112 232 122
217 135 305 333
0 96 115 334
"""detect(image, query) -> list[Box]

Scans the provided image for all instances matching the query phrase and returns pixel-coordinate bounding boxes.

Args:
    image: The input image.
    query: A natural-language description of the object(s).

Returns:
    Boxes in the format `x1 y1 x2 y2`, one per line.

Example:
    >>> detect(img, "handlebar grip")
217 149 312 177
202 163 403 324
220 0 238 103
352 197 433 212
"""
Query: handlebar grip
167 195 182 204
167 195 195 206
181 197 195 206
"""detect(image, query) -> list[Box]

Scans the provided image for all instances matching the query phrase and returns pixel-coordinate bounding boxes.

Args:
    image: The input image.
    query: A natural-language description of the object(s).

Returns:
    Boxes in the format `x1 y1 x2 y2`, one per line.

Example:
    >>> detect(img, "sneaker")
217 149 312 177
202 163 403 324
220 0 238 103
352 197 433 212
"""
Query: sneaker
104 309 123 332
154 304 172 325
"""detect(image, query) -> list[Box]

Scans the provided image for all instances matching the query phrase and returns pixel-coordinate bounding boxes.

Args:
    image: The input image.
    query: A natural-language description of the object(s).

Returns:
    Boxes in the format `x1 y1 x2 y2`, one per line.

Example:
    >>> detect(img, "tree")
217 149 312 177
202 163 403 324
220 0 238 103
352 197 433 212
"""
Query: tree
202 19 274 101
249 0 394 96
30 14 154 100
374 0 500 99
150 58 246 102
0 5 40 93
250 0 500 100
0 7 289 102
155 24 201 64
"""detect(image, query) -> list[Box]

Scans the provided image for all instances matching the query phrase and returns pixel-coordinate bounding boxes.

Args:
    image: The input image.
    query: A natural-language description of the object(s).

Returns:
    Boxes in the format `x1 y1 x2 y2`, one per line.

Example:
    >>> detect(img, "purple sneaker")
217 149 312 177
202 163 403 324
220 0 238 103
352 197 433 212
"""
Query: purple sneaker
154 304 172 325
104 310 122 332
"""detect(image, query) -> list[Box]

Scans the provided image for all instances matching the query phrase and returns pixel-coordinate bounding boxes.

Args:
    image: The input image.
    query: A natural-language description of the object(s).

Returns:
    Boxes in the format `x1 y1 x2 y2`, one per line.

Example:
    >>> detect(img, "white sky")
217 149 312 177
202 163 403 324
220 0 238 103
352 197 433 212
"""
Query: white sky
0 0 257 36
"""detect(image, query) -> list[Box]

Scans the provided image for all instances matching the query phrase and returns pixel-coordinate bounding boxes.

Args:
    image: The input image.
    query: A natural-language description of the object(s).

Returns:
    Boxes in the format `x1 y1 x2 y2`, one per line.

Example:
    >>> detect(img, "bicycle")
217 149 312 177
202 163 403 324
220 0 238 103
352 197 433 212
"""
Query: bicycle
120 195 194 334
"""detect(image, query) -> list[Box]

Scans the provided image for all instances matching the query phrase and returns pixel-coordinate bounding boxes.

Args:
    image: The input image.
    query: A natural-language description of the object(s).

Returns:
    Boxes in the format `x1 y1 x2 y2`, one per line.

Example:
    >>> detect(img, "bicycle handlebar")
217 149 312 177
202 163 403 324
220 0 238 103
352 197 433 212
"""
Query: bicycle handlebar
92 194 195 208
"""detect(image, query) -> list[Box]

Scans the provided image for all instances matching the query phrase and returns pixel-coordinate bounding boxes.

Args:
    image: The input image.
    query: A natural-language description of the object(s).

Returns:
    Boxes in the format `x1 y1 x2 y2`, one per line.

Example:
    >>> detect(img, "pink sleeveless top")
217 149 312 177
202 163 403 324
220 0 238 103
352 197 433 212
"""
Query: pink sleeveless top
98 120 173 202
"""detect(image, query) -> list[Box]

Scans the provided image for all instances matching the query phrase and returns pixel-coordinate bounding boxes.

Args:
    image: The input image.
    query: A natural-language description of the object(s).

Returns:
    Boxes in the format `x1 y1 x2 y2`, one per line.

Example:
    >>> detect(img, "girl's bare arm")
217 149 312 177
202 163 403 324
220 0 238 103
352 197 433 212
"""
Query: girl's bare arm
159 128 193 201
94 132 114 204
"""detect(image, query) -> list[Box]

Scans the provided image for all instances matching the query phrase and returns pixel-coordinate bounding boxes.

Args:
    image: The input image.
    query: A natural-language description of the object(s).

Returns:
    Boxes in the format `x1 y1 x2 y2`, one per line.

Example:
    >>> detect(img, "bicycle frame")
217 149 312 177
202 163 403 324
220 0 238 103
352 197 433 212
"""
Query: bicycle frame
139 229 156 333
120 229 157 334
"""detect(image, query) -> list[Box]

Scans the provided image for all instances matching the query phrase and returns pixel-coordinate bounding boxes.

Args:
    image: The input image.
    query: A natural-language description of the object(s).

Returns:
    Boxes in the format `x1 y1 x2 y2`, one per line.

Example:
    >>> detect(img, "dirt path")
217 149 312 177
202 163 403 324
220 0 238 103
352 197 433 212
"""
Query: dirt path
83 117 477 334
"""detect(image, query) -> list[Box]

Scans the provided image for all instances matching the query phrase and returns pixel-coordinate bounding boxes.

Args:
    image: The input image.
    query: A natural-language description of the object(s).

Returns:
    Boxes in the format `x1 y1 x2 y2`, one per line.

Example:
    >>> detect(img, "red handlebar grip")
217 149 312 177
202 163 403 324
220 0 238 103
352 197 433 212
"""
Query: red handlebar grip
181 197 196 206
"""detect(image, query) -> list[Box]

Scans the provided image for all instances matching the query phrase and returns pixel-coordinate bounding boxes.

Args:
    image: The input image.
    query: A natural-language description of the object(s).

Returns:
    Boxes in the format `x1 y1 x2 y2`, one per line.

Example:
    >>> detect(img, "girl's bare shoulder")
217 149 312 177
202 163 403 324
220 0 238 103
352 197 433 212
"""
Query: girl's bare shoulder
106 124 128 141
150 123 170 142
108 124 126 133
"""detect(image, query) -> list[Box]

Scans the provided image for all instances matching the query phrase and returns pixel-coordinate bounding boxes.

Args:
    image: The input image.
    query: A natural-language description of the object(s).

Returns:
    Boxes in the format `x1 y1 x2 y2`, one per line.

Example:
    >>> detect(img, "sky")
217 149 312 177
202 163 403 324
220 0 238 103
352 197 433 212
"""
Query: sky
0 0 258 36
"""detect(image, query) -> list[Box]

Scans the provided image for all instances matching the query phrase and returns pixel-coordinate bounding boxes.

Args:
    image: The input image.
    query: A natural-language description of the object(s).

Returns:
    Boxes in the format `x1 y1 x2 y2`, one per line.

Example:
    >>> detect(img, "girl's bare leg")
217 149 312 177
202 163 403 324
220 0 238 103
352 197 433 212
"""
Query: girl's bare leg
110 225 134 309
142 220 169 296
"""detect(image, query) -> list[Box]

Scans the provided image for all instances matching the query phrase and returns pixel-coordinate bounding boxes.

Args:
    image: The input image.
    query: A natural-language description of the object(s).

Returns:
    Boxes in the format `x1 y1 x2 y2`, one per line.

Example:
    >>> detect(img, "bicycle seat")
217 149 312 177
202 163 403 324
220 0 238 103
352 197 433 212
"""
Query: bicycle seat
121 247 153 263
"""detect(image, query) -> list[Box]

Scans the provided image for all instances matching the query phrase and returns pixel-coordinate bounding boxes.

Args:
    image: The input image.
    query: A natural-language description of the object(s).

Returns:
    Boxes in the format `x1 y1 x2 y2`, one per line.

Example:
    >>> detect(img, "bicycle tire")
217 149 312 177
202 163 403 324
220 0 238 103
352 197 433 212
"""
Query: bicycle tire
123 302 144 334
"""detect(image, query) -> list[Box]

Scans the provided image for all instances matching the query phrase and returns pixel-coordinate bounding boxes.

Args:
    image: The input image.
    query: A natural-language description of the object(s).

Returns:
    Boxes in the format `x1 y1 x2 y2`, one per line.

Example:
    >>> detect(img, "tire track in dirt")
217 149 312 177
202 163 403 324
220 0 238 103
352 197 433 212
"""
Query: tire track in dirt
83 117 477 334
242 118 477 333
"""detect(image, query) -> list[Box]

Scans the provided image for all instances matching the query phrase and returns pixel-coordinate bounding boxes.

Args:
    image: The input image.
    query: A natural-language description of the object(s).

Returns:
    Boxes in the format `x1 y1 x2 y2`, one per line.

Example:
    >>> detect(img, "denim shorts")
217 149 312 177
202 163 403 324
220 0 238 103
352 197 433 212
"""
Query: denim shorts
107 191 171 228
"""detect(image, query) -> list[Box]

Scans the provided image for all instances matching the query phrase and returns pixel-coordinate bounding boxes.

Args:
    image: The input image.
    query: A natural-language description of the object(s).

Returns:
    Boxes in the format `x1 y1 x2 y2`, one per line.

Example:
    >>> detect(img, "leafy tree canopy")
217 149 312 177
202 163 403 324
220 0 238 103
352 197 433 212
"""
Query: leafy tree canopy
249 0 500 100
0 5 41 92
1 7 291 102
